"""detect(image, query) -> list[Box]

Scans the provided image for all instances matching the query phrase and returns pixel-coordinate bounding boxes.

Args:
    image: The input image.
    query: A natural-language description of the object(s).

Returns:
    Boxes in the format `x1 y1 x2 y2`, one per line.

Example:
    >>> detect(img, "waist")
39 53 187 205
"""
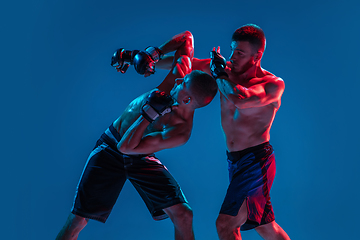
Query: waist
226 135 271 152
221 121 271 151
99 124 120 149
226 141 271 163
100 123 153 158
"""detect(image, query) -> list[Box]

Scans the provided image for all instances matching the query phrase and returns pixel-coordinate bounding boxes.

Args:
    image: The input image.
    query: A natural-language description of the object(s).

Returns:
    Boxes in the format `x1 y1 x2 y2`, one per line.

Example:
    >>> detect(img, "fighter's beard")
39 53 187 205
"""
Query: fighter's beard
231 60 254 76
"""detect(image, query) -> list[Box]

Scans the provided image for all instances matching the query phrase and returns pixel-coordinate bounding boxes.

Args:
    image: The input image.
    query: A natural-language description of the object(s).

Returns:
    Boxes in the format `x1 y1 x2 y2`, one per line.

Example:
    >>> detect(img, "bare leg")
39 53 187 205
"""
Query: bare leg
56 213 89 240
163 203 194 240
216 199 248 240
255 221 290 240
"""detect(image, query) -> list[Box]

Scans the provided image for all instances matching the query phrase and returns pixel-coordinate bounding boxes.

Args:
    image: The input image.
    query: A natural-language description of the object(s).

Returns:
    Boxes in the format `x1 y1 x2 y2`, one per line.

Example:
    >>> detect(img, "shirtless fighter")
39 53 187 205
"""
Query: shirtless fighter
200 24 290 240
157 24 290 240
55 31 217 240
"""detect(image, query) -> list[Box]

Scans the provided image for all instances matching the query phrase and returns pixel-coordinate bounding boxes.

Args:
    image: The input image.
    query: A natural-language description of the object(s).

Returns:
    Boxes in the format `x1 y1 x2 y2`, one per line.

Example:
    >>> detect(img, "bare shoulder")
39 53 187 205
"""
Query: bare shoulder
192 58 211 74
260 71 284 89
262 69 284 82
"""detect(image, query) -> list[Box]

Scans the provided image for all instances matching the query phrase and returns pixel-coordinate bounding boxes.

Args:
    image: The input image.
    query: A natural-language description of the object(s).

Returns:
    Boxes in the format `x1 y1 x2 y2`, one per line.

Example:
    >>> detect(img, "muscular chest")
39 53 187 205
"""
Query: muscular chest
220 95 274 123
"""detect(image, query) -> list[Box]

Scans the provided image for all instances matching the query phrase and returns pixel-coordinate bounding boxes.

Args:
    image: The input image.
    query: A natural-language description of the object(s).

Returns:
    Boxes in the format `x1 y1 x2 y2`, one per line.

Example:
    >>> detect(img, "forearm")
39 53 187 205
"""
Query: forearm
156 55 174 70
216 78 247 100
216 77 265 109
117 116 150 154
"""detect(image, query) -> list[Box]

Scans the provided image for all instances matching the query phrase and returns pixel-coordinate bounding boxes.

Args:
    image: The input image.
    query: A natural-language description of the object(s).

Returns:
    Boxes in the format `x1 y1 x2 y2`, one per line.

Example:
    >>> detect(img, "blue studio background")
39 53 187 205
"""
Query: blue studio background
1 0 359 239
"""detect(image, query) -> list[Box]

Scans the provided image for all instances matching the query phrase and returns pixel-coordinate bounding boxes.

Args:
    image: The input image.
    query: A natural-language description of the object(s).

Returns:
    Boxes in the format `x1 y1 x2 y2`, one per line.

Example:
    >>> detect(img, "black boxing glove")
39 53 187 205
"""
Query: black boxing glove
141 90 173 123
133 46 163 75
210 51 229 79
111 48 140 73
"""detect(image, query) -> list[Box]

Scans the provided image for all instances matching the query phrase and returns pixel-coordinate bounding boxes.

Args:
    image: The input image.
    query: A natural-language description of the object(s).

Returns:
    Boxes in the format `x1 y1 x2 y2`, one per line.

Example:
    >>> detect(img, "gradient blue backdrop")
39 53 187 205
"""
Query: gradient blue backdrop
1 0 359 239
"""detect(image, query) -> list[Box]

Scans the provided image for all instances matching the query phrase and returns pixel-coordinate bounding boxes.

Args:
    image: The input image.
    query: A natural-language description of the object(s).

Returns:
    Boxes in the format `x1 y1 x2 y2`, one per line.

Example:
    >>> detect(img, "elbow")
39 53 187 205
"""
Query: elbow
182 31 193 42
119 147 134 155
118 144 126 153
118 142 131 155
182 31 194 55
178 131 191 147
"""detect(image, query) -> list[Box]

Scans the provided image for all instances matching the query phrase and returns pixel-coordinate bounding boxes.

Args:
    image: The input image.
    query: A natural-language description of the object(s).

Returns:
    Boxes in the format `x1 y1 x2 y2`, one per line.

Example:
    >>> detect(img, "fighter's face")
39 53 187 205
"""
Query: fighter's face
229 41 257 74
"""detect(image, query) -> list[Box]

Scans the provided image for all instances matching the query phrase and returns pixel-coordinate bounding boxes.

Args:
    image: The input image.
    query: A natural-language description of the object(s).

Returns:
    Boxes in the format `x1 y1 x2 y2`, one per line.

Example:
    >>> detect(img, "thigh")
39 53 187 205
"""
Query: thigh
126 155 187 220
217 198 248 229
73 142 127 222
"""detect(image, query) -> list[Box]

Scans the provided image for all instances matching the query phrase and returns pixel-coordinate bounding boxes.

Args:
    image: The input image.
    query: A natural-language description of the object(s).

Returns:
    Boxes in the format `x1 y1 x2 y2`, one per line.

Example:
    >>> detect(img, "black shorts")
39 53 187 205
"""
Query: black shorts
71 124 187 223
220 142 276 231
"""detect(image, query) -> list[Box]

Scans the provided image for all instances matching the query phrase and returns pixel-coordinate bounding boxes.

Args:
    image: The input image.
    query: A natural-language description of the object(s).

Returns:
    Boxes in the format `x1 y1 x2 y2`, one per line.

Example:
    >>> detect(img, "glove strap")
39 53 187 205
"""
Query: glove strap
145 46 163 62
141 104 159 123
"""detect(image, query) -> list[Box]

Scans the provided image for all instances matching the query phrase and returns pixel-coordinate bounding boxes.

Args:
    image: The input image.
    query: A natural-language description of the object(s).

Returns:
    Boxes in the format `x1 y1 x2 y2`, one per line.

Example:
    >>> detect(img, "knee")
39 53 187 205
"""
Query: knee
216 215 237 239
216 213 246 233
216 214 232 234
256 221 283 237
171 204 193 223
178 204 193 222
215 215 226 233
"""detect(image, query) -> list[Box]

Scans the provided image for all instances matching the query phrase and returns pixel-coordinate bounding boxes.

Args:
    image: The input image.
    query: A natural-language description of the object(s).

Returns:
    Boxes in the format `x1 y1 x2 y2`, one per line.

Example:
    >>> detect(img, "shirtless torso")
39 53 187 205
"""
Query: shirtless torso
193 40 284 152
112 88 194 155
219 69 283 151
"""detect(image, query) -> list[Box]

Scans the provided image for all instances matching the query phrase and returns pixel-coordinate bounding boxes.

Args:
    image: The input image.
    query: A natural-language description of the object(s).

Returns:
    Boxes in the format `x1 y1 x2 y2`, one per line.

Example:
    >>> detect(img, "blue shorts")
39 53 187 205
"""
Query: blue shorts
71 124 187 223
220 142 276 231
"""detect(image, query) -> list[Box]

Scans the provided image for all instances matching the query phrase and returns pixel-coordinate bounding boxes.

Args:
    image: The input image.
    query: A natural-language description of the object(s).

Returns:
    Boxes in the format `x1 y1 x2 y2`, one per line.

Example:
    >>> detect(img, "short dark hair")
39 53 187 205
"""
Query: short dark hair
187 70 218 108
232 24 266 53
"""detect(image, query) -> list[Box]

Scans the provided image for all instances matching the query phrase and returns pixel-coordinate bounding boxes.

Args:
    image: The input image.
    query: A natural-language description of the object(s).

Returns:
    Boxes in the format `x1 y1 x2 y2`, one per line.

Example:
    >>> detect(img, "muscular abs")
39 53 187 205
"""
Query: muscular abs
220 94 277 152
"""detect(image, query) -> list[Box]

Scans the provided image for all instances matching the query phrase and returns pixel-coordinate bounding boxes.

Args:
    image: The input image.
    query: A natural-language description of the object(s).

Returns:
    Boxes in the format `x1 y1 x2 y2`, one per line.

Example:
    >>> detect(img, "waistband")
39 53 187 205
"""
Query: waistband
101 123 154 158
226 142 271 163
106 123 122 142
99 123 121 150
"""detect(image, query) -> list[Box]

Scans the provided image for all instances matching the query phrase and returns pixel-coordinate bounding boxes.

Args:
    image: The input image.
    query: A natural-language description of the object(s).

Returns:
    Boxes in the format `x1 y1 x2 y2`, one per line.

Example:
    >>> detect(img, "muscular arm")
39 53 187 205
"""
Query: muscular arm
217 76 285 109
192 58 211 75
156 31 194 93
117 32 194 154
158 31 194 58
155 32 212 75
118 115 189 155
157 56 212 75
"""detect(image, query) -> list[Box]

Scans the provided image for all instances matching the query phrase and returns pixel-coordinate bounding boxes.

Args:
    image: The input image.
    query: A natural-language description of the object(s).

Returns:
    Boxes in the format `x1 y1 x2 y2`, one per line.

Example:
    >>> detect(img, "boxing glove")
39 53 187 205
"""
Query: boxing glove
141 90 173 123
133 46 163 75
111 48 140 73
210 51 229 79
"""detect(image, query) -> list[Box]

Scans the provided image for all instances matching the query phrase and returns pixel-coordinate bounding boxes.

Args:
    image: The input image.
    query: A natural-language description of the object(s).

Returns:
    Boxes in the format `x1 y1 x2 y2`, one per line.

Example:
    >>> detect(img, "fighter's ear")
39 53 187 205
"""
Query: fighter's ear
182 96 191 105
254 51 263 62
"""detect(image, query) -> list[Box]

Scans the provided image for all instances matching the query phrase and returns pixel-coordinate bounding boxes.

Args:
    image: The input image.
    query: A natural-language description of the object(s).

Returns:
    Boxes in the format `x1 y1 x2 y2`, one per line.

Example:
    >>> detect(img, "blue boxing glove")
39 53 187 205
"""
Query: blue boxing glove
133 46 163 75
141 90 174 123
111 48 140 73
210 50 229 79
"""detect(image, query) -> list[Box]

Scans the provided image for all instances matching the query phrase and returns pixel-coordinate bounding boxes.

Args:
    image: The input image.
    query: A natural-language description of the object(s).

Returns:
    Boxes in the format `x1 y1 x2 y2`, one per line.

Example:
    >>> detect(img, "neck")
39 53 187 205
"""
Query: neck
237 61 264 82
175 105 194 120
